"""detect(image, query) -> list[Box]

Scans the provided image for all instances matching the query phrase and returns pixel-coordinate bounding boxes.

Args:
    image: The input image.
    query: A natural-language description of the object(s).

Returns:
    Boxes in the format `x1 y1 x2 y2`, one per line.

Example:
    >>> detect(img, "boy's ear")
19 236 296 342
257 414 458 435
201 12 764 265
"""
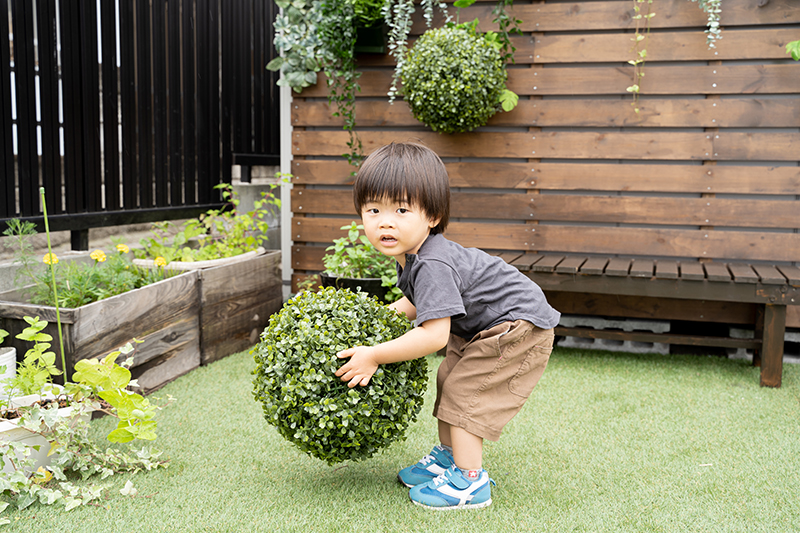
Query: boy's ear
428 216 441 230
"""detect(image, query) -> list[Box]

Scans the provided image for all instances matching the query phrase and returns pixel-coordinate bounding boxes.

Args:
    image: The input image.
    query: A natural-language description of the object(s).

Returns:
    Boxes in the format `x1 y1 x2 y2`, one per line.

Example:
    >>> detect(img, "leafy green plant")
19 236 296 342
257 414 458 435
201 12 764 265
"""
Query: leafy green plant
322 222 402 302
5 317 61 397
401 23 515 133
353 0 384 27
252 286 426 465
787 40 800 61
0 323 171 521
136 180 281 264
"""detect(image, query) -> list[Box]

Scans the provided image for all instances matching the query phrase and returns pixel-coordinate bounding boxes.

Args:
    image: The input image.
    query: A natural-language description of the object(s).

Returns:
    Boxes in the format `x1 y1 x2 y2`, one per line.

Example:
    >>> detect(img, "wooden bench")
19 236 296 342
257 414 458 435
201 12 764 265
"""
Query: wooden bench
506 253 799 388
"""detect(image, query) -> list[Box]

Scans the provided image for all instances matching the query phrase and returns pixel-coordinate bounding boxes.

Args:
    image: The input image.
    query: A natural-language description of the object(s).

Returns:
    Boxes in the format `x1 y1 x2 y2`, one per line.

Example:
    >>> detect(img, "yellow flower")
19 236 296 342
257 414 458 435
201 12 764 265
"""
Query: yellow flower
116 243 130 254
42 253 58 265
90 250 107 263
154 256 167 267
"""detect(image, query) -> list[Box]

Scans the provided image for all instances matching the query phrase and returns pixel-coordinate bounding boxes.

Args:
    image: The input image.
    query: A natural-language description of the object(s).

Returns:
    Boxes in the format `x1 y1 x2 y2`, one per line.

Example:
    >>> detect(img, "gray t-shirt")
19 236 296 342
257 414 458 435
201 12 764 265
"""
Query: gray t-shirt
396 234 561 340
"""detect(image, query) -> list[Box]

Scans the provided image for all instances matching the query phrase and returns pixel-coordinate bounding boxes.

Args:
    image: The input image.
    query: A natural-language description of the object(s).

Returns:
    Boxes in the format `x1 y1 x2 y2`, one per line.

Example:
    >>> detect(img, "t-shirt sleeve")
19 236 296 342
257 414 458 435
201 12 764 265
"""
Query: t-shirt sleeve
411 259 466 326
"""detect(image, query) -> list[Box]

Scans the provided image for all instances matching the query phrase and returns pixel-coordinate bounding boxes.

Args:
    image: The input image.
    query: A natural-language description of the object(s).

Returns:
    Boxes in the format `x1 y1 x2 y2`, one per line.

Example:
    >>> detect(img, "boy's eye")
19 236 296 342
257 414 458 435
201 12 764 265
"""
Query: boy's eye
397 208 409 214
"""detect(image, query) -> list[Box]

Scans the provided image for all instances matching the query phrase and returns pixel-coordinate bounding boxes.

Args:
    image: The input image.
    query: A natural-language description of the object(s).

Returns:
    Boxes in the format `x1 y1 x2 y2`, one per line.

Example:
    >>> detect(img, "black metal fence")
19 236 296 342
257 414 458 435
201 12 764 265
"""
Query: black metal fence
0 0 280 239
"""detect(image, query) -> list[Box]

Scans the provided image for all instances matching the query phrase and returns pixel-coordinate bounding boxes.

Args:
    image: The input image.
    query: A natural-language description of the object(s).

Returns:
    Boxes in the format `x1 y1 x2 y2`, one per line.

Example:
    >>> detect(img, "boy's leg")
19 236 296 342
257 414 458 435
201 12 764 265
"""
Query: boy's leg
450 426 483 471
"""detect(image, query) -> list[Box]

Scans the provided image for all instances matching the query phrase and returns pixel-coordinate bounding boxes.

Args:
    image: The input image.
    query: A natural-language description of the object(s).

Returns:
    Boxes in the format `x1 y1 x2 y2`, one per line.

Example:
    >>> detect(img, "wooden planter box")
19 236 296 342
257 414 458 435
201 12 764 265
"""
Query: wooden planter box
198 250 282 365
0 250 283 389
0 271 201 393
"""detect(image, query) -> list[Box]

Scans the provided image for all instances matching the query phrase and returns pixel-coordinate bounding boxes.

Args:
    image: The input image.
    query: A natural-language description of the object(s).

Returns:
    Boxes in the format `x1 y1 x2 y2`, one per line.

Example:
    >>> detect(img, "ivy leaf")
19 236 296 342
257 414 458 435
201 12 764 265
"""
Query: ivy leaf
499 89 519 112
787 40 800 61
120 480 138 497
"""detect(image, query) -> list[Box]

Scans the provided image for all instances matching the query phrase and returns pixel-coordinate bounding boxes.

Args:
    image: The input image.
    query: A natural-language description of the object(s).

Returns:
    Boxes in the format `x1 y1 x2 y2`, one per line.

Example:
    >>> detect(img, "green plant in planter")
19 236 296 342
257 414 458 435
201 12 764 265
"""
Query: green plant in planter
252 287 427 465
323 222 402 302
401 22 517 133
136 180 281 264
3 220 176 309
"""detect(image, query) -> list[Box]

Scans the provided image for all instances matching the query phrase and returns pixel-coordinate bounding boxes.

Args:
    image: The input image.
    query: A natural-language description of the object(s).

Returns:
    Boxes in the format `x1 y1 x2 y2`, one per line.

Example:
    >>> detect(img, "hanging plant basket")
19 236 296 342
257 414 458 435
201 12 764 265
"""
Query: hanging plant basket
401 25 508 133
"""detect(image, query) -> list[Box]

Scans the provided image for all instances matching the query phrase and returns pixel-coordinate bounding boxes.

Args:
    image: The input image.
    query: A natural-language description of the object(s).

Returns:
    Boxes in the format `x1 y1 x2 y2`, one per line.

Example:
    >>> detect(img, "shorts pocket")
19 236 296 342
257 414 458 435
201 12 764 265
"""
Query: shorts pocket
508 344 552 398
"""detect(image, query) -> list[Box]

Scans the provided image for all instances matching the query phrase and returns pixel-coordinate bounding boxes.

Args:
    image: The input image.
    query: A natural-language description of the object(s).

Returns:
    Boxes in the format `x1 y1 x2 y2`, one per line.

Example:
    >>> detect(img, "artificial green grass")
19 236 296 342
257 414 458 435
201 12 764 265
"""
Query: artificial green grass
4 347 800 532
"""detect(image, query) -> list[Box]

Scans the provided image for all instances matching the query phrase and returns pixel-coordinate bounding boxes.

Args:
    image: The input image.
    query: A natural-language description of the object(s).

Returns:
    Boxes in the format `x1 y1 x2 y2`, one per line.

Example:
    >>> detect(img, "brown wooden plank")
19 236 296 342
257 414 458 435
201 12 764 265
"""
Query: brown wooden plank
405 0 799 36
293 131 536 159
291 161 800 195
655 261 679 280
495 251 524 264
530 195 800 229
752 265 788 286
506 65 800 97
531 28 797 63
297 130 800 162
530 226 800 263
510 253 545 272
302 65 800 98
579 257 609 276
777 265 800 286
292 245 327 271
546 291 756 325
555 256 586 274
629 260 654 278
291 188 535 220
704 263 732 282
680 262 706 281
605 258 632 277
728 263 760 284
531 255 564 273
291 217 531 251
531 163 800 195
295 98 800 129
760 304 786 387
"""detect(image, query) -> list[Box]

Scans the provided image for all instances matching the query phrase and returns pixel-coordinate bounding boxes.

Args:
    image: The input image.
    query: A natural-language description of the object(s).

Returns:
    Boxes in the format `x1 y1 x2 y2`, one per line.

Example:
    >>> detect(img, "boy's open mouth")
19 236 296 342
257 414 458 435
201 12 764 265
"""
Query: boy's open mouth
381 236 397 244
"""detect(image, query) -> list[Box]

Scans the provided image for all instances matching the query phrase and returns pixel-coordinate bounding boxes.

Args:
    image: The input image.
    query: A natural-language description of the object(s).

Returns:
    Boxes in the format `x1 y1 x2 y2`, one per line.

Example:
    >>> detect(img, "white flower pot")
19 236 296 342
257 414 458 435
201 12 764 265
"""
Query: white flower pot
0 387 91 474
0 347 15 399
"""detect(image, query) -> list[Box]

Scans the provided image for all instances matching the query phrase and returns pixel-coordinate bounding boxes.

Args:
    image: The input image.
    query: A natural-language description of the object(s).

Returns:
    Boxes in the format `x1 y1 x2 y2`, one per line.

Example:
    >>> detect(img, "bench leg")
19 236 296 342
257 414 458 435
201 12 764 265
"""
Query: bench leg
758 304 785 388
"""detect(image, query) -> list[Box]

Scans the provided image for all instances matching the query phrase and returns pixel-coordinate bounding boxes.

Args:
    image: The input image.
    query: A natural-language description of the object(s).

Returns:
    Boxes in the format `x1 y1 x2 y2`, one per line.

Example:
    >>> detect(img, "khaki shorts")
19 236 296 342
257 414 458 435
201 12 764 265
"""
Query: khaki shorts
433 320 553 442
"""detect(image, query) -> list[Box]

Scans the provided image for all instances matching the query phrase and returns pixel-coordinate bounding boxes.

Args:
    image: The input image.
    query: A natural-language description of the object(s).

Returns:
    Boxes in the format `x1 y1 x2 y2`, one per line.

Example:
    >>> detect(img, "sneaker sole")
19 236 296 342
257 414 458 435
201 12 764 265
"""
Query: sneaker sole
411 498 492 511
397 474 415 488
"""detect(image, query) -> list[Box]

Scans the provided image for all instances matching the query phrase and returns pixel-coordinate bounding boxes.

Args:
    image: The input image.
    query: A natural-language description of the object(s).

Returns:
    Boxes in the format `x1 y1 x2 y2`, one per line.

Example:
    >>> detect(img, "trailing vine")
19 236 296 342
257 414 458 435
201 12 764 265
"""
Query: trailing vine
384 0 451 104
627 0 654 113
690 0 722 48
489 0 522 64
319 0 363 167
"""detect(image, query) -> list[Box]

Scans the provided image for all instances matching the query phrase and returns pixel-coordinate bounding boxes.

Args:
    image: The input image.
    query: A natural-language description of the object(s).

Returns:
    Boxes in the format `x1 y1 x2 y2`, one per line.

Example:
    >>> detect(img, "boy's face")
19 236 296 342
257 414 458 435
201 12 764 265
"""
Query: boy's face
361 198 439 267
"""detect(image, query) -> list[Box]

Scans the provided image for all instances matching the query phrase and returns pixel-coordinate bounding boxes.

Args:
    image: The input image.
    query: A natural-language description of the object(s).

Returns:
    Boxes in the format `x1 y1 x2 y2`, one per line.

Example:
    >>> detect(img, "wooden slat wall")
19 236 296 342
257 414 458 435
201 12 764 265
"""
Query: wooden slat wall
289 0 800 293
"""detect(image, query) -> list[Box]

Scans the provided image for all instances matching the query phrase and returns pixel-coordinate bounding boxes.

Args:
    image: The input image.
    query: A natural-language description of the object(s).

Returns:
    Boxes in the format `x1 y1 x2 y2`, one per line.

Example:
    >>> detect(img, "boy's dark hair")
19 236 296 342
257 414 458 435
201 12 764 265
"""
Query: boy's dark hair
353 142 450 235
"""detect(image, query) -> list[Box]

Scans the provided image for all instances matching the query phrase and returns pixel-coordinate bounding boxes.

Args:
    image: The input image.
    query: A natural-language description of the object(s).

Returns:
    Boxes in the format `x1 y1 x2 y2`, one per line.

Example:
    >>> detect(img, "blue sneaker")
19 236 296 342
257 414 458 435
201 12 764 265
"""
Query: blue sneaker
397 445 455 488
409 465 495 510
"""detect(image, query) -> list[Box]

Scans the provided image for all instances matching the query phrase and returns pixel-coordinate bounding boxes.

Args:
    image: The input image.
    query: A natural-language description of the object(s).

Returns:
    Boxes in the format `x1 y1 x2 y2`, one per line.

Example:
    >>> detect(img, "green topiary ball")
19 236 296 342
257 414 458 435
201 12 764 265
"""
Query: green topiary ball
252 286 428 465
401 26 506 134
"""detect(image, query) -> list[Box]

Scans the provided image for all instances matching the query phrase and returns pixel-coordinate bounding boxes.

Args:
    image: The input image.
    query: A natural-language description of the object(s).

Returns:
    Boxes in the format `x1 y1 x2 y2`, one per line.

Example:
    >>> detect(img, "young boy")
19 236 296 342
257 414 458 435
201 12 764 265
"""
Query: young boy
335 142 560 510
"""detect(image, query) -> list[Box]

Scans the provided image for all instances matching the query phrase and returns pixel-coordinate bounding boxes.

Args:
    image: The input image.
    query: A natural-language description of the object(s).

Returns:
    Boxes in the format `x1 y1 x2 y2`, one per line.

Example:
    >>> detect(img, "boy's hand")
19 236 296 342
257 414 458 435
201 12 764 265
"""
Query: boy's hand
335 346 379 388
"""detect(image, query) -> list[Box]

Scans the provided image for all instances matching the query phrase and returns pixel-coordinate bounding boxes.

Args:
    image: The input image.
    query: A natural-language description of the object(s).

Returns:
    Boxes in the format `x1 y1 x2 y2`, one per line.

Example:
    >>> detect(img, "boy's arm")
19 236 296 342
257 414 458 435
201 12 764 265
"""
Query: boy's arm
389 296 416 321
335 316 450 388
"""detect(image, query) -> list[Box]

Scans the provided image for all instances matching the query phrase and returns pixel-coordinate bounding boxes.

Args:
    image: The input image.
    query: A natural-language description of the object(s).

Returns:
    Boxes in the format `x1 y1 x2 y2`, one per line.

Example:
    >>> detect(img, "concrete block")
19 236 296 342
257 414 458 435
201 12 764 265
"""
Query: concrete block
726 328 800 364
556 315 670 355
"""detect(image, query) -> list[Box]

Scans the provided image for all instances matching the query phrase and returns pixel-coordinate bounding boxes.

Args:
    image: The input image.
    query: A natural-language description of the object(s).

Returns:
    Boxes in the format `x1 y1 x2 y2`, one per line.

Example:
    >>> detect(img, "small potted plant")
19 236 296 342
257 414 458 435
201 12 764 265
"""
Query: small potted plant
320 222 402 303
252 286 427 465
